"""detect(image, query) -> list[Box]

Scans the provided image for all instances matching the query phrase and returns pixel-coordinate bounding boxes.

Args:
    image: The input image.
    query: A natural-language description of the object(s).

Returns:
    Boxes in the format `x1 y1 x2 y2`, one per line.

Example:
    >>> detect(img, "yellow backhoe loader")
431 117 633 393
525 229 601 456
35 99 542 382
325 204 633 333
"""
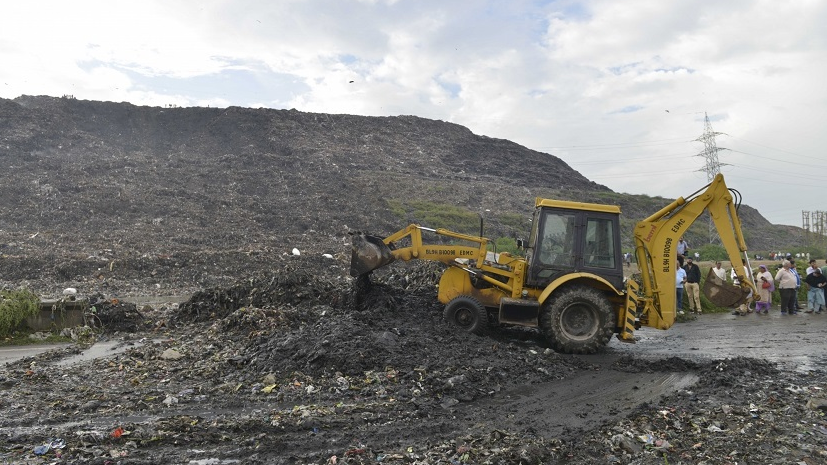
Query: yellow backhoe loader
351 174 756 354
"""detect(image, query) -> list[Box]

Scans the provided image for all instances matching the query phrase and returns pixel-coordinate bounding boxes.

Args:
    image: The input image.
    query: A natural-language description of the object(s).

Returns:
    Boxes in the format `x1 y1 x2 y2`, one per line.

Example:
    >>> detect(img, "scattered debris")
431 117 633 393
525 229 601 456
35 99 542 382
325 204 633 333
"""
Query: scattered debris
0 261 824 464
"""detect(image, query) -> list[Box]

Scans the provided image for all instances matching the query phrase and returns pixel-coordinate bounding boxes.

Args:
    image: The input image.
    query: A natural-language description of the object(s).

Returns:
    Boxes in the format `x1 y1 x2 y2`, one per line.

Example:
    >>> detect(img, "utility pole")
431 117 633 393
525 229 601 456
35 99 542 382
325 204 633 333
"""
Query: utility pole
695 112 728 244
803 210 827 251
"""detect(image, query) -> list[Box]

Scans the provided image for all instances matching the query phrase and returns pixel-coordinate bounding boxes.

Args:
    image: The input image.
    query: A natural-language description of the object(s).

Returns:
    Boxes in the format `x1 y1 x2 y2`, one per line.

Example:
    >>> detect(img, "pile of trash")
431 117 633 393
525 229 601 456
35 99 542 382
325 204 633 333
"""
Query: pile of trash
81 293 147 333
1 257 825 464
174 254 351 322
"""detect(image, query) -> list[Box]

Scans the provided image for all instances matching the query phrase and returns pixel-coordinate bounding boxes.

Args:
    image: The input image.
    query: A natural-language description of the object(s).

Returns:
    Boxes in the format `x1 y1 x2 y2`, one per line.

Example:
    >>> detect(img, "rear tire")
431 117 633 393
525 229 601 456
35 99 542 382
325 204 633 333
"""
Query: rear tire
443 296 488 335
540 285 613 354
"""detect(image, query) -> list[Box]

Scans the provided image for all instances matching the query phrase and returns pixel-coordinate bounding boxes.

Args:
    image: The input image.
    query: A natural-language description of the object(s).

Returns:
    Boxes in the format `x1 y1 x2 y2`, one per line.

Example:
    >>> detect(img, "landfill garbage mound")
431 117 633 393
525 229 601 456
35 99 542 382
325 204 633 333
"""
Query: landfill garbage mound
1 257 826 464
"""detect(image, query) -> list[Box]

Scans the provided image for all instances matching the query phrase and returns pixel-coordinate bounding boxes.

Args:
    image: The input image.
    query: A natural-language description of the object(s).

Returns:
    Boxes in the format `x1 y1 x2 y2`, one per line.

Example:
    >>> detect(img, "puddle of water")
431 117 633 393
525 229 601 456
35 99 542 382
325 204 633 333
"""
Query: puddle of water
607 311 824 374
188 459 241 465
130 295 190 307
54 338 163 367
786 355 819 374
54 340 128 366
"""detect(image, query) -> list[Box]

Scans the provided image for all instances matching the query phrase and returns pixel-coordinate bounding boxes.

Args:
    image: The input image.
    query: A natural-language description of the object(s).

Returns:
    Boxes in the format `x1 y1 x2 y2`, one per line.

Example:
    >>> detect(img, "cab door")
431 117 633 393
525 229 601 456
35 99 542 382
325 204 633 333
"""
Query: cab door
580 212 624 290
527 207 623 290
526 208 579 286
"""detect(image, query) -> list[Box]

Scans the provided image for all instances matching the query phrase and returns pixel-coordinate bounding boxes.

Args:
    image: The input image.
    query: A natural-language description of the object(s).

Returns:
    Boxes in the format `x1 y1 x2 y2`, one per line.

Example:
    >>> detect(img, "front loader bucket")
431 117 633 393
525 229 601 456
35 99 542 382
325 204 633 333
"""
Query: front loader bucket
350 233 396 277
702 268 750 307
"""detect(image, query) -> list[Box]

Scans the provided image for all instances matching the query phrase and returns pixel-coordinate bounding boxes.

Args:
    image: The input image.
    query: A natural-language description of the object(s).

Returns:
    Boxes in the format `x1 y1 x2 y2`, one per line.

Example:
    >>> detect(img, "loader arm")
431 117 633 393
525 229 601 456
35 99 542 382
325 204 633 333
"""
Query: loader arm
624 173 755 335
350 224 522 295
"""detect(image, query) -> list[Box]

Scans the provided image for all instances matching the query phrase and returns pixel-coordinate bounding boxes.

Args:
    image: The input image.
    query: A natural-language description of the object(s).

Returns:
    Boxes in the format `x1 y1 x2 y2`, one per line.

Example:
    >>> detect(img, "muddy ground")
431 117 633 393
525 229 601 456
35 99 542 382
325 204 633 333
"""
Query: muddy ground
1 256 826 465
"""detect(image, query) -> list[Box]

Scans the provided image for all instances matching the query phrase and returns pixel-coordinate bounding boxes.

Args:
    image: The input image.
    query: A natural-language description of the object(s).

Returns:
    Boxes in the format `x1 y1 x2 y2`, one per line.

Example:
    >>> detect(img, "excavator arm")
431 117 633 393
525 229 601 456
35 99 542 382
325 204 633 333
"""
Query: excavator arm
621 173 755 338
350 224 522 294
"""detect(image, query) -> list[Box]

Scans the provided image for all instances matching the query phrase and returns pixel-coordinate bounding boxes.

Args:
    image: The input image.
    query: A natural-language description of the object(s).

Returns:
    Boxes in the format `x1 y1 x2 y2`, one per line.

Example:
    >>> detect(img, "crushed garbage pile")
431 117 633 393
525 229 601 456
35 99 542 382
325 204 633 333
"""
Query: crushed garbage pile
87 293 148 333
175 256 349 322
0 256 825 464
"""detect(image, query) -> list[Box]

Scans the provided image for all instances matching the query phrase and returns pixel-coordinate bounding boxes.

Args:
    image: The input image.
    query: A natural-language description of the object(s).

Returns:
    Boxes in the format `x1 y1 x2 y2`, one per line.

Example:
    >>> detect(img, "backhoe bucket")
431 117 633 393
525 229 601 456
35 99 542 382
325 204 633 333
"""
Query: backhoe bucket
702 268 750 307
350 233 396 277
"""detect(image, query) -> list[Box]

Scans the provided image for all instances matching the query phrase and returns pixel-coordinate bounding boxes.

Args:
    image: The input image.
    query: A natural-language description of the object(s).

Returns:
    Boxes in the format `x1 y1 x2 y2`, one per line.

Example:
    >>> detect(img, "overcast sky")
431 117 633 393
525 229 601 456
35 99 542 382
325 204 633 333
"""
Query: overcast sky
2 0 825 228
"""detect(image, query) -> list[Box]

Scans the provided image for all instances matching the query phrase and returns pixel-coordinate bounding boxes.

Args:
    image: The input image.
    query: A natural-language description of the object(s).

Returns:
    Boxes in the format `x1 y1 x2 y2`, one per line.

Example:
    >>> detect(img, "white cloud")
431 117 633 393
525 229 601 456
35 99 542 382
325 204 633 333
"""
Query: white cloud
1 0 826 227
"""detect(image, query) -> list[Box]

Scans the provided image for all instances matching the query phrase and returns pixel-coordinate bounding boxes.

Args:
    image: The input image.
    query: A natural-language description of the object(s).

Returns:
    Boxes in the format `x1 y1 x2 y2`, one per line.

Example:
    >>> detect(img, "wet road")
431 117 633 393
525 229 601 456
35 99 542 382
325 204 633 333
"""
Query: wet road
0 343 72 364
607 309 827 372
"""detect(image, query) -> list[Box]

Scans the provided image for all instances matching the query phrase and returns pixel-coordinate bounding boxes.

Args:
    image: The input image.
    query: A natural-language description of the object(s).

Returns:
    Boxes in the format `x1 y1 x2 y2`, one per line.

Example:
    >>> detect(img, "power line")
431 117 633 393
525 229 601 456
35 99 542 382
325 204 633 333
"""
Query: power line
725 135 824 159
568 153 692 165
537 137 691 150
585 168 698 179
723 171 825 189
726 163 824 181
726 149 815 167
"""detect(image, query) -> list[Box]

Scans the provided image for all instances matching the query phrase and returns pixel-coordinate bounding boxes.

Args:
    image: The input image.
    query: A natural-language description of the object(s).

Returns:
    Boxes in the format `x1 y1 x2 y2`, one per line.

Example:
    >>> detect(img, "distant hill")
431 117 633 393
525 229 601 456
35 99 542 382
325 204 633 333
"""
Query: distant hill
0 95 804 296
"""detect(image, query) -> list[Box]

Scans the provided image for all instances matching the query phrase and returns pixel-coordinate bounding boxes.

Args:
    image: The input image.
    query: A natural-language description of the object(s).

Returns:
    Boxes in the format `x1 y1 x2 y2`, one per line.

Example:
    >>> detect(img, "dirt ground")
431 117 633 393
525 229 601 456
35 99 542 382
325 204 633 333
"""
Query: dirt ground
1 257 826 465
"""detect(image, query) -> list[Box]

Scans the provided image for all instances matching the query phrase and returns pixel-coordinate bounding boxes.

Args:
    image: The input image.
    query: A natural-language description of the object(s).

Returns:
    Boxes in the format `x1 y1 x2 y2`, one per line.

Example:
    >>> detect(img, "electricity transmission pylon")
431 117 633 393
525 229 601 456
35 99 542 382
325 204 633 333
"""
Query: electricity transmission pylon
694 112 729 244
802 211 827 250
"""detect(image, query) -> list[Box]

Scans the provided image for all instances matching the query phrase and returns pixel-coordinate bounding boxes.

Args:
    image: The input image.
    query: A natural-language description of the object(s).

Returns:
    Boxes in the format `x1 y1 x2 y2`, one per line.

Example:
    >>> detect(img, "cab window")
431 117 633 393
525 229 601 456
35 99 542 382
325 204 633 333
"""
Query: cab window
537 212 576 267
584 218 615 268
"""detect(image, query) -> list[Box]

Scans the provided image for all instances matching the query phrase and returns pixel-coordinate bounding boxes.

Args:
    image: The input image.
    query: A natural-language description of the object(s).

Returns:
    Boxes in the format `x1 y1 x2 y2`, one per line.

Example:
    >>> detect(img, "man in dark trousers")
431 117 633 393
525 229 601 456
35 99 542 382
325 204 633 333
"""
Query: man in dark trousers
684 257 702 314
790 259 803 310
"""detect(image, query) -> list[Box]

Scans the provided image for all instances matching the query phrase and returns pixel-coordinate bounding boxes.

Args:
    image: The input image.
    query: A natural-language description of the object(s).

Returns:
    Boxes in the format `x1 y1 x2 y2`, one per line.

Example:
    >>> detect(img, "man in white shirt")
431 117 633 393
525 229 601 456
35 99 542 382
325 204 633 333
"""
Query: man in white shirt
712 261 727 282
676 264 687 315
806 259 817 275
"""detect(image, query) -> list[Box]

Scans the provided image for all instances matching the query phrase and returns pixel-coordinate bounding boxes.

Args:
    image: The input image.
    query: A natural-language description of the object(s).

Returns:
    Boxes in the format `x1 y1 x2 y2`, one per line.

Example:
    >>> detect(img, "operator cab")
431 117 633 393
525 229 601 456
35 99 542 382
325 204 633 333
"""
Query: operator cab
525 198 624 290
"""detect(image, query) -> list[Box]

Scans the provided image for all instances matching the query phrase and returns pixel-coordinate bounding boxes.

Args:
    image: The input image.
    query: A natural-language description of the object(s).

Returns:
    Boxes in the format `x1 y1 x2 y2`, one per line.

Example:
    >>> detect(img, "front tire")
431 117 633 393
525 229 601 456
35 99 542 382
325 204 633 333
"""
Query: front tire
443 296 488 335
540 286 613 354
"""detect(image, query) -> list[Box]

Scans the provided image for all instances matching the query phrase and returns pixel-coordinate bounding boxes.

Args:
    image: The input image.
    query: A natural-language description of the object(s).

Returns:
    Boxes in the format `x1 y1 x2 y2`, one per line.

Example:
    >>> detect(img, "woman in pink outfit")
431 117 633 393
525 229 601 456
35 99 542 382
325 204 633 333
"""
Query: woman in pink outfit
755 264 774 314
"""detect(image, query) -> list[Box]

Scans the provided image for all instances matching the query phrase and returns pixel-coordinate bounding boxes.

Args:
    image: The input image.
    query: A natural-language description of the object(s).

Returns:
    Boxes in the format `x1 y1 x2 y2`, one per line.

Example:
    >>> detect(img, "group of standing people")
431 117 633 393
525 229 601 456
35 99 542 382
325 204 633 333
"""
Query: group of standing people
774 258 827 314
677 255 827 316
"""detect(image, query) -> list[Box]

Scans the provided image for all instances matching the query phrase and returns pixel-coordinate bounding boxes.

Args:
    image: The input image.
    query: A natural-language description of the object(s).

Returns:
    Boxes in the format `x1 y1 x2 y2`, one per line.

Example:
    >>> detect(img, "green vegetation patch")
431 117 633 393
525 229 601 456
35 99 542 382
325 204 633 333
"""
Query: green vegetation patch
491 237 524 256
496 212 529 233
0 289 41 338
407 201 480 233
